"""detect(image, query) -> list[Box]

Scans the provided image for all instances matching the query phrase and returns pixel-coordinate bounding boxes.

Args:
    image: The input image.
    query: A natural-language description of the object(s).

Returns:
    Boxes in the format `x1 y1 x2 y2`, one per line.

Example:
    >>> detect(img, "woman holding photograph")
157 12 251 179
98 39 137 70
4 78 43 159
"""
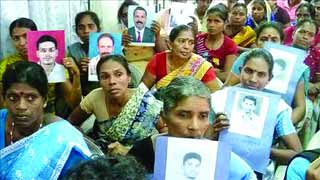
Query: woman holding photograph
130 76 257 180
211 48 302 179
142 24 221 92
224 22 308 140
0 61 90 179
68 55 162 154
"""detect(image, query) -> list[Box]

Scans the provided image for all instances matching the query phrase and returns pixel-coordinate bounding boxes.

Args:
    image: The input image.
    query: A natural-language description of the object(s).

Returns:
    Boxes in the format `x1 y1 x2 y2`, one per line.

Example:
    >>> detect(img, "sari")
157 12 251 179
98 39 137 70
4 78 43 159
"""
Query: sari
0 118 91 179
232 26 256 48
156 53 212 89
93 83 162 147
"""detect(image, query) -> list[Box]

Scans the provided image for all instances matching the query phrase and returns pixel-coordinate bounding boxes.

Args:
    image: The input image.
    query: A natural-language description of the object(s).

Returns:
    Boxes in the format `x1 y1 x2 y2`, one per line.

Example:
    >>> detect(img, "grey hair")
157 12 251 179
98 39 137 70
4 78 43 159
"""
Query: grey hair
158 76 211 116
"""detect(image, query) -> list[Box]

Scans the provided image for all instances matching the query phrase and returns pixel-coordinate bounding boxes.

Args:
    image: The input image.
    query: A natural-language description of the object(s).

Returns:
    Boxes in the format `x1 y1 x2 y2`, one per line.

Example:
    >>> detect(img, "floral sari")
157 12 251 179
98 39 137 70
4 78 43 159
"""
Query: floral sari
156 53 212 89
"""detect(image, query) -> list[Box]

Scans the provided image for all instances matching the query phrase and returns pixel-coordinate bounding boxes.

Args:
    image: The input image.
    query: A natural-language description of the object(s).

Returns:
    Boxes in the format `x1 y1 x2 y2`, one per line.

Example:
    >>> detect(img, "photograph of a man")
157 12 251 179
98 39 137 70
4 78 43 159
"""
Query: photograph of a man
273 58 287 79
265 58 289 93
36 35 65 83
182 152 202 180
89 33 114 76
230 94 266 138
128 6 154 43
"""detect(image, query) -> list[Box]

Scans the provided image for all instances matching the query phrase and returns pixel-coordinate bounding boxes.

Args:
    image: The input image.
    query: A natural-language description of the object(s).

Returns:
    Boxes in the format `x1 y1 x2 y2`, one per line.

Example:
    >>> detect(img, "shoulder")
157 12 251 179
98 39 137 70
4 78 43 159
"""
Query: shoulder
84 88 104 99
128 27 135 32
196 33 207 40
286 156 311 180
229 152 257 180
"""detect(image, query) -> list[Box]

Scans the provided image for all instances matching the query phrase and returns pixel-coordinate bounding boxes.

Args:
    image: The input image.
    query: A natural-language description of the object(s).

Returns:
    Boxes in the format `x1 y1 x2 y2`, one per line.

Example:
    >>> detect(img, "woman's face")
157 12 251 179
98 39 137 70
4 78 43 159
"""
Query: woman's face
206 13 225 35
5 83 45 129
99 60 131 98
296 7 311 23
170 30 195 60
11 27 31 58
163 96 210 138
240 57 271 90
229 6 247 26
293 22 317 50
121 7 129 27
256 27 281 48
252 2 265 23
77 15 98 43
314 2 320 22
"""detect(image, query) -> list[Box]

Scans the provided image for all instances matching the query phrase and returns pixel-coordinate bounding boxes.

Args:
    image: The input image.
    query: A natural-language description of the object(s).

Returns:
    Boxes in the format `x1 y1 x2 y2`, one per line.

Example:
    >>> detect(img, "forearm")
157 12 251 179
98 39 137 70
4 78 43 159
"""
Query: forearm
292 105 306 125
270 148 300 165
67 74 82 108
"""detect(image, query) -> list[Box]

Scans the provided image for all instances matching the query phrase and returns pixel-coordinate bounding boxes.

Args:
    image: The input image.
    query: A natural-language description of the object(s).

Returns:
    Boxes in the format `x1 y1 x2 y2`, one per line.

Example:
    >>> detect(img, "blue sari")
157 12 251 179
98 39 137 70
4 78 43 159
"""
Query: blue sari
0 114 91 179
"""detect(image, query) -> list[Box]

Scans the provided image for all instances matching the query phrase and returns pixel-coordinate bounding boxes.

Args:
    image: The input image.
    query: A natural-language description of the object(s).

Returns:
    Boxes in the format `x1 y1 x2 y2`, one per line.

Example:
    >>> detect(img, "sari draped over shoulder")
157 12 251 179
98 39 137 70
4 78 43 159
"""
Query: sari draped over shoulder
156 53 211 89
95 83 162 146
0 120 91 179
232 26 256 48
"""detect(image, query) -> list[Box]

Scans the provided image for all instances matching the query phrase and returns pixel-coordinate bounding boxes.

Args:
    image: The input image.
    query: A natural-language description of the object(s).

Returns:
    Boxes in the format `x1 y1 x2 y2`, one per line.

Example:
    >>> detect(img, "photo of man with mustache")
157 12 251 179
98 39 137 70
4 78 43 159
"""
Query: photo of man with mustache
128 6 154 43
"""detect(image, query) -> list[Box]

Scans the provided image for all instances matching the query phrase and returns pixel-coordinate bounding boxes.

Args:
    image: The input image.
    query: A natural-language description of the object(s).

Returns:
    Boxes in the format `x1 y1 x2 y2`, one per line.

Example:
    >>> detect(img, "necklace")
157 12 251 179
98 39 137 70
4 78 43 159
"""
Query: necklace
9 121 43 145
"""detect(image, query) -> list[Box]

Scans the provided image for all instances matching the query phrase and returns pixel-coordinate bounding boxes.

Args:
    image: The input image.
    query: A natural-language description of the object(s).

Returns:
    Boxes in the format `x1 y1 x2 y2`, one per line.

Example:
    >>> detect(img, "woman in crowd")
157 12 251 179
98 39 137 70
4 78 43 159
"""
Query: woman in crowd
68 11 101 96
267 0 291 28
224 22 307 136
0 61 90 179
195 4 238 82
224 2 256 51
68 55 162 154
211 48 302 179
130 76 257 180
0 18 82 118
283 2 315 45
246 0 275 30
142 24 221 92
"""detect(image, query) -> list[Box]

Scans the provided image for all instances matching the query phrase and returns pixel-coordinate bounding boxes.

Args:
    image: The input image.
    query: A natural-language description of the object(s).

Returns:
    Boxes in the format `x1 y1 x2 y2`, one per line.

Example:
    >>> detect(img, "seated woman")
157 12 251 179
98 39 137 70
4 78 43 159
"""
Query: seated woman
142 24 221 92
0 61 90 179
68 55 162 153
224 22 307 139
130 76 257 179
211 48 302 178
0 17 82 118
195 4 238 82
246 0 275 30
224 2 256 51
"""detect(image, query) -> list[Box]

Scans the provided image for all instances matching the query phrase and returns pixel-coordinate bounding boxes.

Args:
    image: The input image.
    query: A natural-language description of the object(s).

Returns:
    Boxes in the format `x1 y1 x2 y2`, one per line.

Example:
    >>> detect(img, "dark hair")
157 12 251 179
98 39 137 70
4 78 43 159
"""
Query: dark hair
97 33 114 46
205 4 228 21
296 18 318 34
296 2 315 19
251 0 267 12
9 18 37 37
243 95 257 105
117 0 139 24
274 58 286 70
231 2 248 14
2 61 48 100
75 11 101 34
256 22 284 41
169 24 194 42
64 155 146 180
36 35 57 49
183 152 202 164
96 55 131 80
133 6 147 17
243 48 274 79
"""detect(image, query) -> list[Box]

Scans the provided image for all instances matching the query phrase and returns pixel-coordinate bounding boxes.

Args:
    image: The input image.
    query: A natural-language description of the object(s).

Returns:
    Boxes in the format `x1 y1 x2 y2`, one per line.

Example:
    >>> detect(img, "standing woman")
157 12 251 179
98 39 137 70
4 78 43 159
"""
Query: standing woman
224 3 257 50
68 11 101 96
196 4 238 82
246 0 275 30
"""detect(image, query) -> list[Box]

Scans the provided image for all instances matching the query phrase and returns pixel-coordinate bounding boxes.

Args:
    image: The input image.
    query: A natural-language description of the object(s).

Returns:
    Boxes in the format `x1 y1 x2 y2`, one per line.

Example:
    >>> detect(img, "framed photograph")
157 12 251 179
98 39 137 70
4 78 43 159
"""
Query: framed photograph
263 42 307 104
219 87 281 173
88 32 122 81
166 2 194 35
128 5 155 47
27 30 66 83
154 137 230 180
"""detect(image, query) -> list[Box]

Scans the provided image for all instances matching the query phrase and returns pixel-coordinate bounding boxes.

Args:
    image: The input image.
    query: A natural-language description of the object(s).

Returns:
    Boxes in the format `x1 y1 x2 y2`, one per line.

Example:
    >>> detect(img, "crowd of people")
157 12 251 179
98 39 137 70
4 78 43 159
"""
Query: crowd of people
1 0 320 179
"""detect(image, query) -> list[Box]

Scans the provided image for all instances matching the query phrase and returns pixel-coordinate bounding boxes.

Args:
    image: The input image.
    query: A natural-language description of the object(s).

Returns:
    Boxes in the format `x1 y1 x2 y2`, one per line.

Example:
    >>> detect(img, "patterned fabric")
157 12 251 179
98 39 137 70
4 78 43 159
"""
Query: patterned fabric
232 26 256 48
156 53 212 89
95 83 162 146
0 119 91 179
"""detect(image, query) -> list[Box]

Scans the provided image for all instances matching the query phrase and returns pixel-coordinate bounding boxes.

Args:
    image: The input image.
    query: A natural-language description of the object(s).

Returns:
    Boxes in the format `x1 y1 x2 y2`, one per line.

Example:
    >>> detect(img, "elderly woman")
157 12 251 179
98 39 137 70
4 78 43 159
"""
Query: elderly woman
130 76 257 180
0 61 90 179
68 55 162 153
142 24 221 92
